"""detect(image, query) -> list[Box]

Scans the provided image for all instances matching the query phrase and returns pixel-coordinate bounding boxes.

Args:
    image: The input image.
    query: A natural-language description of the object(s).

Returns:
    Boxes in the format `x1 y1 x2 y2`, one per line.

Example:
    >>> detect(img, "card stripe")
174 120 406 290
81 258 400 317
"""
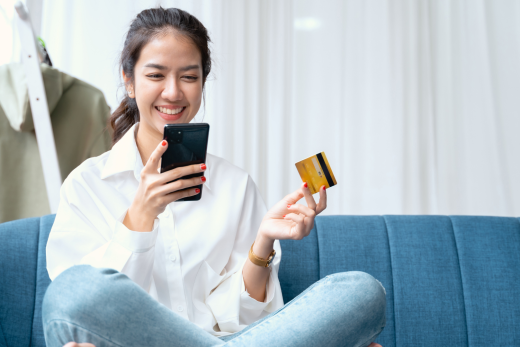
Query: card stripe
316 152 335 188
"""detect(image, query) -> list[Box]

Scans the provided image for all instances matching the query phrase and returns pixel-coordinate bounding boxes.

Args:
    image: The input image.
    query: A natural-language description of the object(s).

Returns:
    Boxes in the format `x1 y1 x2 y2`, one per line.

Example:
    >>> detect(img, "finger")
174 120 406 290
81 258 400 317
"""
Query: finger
301 182 317 211
160 176 205 195
164 187 201 204
144 140 168 173
283 213 306 239
63 343 79 347
159 163 206 184
284 213 304 224
316 185 328 214
283 188 305 205
287 203 316 219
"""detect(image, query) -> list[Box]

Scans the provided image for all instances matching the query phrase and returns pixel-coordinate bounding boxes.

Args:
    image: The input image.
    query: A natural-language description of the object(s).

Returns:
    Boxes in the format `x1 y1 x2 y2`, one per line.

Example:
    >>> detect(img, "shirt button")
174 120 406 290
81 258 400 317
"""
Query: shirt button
177 305 183 312
169 254 176 262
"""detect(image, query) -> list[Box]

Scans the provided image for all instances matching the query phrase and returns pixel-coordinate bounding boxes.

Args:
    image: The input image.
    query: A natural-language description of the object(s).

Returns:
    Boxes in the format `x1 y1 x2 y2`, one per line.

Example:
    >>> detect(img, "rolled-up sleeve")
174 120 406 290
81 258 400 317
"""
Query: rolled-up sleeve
46 175 158 292
205 175 284 333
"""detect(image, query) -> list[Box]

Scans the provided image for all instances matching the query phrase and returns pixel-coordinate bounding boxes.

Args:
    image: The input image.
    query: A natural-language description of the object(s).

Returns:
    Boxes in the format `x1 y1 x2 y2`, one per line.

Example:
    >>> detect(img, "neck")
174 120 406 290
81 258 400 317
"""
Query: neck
135 122 163 166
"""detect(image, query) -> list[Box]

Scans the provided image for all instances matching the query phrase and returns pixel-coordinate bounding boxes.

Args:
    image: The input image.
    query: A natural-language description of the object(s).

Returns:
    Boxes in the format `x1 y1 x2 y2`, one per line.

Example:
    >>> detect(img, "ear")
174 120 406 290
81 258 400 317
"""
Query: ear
122 71 134 98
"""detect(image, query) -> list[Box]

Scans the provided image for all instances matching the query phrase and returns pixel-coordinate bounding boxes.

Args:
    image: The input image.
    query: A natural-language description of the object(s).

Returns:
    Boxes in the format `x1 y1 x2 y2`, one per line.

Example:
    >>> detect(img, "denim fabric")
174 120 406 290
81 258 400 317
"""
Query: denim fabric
0 216 40 347
42 265 385 347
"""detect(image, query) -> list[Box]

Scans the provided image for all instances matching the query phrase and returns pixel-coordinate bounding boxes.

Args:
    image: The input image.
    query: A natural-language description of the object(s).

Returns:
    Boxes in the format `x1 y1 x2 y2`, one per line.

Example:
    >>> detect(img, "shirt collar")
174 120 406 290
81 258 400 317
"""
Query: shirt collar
100 122 212 190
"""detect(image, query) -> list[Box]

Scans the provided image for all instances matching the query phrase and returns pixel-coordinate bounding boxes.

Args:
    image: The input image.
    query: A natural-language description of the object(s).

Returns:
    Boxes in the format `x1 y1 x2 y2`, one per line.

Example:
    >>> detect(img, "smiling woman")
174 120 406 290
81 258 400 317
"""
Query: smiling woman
42 7 384 347
109 10 211 146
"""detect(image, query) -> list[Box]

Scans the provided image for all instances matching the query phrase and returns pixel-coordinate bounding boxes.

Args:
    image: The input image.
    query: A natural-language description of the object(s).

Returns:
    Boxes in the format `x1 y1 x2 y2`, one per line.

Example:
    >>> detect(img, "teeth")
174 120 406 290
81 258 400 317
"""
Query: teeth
158 106 184 115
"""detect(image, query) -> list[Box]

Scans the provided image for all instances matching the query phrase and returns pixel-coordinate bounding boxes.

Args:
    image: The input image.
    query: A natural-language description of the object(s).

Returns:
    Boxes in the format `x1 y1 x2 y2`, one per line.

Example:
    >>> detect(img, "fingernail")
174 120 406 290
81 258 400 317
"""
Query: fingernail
200 164 207 170
283 215 286 218
161 140 167 146
304 182 308 188
322 186 326 191
195 188 200 194
201 176 206 182
287 204 291 209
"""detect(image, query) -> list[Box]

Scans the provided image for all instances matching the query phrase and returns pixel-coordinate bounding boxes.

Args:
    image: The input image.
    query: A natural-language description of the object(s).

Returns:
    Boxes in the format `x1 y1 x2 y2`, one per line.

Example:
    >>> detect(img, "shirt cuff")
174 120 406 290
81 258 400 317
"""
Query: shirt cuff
112 212 159 253
240 267 276 311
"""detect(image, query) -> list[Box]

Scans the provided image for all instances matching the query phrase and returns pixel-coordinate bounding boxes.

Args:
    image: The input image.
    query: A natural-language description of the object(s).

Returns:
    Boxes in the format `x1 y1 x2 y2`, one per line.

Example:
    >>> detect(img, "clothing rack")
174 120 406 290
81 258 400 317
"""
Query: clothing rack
15 1 62 213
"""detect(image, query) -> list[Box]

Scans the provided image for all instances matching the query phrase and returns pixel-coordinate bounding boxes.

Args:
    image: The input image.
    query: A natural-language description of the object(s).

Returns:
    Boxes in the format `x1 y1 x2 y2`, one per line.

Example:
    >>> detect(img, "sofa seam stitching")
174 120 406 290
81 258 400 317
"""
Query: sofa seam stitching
448 216 470 346
382 215 396 347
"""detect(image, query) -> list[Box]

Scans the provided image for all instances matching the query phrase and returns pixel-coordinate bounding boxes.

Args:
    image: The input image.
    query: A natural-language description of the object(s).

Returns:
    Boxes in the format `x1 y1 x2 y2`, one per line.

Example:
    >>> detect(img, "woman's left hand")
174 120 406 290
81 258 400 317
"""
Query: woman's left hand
258 182 327 242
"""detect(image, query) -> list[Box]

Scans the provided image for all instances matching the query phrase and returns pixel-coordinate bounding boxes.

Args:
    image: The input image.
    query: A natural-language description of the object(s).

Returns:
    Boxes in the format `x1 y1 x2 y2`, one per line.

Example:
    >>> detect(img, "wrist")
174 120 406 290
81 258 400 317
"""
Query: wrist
124 206 155 232
253 232 275 259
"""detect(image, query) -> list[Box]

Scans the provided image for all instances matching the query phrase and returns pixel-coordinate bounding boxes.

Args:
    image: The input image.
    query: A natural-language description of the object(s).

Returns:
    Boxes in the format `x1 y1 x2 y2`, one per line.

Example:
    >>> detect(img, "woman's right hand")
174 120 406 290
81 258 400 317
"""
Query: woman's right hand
123 140 206 232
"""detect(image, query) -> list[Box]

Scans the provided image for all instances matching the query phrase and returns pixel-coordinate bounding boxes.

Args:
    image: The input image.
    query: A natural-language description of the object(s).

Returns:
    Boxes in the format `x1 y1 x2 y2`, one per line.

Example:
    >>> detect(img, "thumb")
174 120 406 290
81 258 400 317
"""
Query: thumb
144 139 168 173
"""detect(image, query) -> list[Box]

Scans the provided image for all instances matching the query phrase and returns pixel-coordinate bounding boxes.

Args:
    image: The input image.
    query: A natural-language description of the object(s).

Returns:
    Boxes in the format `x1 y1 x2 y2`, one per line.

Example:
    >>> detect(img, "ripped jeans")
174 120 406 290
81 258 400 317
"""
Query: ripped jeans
42 265 386 347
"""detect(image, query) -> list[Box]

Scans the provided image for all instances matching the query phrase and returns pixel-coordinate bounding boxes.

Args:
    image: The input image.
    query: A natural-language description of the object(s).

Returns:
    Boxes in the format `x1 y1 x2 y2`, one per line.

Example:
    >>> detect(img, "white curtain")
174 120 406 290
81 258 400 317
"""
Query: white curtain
34 0 520 216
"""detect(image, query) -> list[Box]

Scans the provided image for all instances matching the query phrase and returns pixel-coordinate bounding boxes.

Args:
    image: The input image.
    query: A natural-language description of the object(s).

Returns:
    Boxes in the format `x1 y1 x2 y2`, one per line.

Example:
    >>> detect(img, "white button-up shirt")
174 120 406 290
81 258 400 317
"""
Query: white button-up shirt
46 123 284 336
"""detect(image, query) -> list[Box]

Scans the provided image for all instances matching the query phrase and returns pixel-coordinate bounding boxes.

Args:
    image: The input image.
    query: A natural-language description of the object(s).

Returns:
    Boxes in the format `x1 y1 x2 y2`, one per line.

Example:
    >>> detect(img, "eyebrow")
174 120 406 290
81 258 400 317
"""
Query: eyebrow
144 63 168 70
143 63 200 72
178 64 200 72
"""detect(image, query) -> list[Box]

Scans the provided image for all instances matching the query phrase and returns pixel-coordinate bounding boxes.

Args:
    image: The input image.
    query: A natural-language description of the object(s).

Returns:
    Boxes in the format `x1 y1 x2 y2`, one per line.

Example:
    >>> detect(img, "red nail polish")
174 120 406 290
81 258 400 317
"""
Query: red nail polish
322 186 326 191
304 182 308 188
287 204 291 208
201 176 206 182
283 215 286 218
200 164 207 170
161 140 167 146
195 188 200 194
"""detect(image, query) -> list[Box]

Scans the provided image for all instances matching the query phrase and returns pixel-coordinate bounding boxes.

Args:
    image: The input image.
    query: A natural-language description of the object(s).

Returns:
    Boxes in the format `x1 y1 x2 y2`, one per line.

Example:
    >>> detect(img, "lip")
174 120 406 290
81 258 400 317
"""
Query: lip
155 105 186 121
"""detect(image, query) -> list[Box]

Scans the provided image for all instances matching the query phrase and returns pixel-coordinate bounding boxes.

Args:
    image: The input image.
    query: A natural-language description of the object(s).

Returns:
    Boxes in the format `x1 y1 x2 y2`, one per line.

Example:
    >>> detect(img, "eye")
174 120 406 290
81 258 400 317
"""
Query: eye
183 75 199 81
147 74 163 79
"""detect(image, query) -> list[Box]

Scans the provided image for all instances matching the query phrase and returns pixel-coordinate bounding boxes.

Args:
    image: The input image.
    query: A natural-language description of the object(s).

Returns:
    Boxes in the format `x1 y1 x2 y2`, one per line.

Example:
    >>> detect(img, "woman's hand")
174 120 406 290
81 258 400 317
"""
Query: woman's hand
63 343 95 347
123 140 206 231
243 182 327 301
258 182 327 242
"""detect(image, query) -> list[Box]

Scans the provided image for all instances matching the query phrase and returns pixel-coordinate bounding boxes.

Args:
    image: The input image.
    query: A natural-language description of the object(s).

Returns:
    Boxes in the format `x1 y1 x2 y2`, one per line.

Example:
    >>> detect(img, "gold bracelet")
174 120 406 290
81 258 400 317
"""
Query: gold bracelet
248 242 276 268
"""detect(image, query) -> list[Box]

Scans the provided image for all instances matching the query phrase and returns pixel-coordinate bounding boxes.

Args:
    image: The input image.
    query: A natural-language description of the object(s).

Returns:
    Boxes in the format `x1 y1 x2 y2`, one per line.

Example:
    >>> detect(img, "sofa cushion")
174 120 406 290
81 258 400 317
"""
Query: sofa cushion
451 216 520 346
29 215 54 346
0 217 40 347
384 216 468 347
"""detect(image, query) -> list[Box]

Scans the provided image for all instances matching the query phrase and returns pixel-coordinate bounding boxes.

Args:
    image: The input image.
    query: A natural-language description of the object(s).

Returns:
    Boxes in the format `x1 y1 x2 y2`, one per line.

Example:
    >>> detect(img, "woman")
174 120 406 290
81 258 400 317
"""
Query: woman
43 7 385 347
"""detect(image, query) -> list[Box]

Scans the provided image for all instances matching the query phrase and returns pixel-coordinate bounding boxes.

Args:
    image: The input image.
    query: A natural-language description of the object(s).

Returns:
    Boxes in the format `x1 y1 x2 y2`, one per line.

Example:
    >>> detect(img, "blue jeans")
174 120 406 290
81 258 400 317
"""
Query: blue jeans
42 265 386 347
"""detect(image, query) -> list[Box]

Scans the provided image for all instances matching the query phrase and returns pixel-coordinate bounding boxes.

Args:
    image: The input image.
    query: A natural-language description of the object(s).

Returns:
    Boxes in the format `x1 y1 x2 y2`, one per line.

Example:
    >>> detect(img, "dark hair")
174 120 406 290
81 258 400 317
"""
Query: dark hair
109 7 212 145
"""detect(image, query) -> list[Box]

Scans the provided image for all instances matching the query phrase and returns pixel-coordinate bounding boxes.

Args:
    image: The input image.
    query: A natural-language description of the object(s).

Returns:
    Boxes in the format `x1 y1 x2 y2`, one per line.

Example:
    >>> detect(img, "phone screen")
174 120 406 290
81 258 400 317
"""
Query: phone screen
161 123 210 201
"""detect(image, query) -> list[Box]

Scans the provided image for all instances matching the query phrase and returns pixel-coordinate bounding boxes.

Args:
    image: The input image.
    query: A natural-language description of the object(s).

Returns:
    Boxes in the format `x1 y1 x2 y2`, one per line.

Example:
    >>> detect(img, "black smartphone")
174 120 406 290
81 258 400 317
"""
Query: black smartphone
161 123 210 201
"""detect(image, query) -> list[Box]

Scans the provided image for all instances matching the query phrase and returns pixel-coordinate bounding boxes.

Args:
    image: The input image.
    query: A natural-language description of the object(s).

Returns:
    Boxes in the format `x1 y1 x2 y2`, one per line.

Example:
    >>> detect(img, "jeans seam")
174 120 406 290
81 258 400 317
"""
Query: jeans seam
46 319 125 347
224 276 334 345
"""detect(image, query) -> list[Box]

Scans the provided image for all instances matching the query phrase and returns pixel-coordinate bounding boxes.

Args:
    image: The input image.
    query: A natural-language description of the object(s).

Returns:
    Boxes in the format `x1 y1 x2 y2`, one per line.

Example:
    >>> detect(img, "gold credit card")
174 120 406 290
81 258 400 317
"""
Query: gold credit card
295 152 337 194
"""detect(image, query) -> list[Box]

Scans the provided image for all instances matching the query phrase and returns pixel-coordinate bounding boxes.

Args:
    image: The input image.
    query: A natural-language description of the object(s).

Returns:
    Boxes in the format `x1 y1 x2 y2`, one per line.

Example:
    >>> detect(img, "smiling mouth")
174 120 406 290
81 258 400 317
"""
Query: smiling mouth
155 106 186 115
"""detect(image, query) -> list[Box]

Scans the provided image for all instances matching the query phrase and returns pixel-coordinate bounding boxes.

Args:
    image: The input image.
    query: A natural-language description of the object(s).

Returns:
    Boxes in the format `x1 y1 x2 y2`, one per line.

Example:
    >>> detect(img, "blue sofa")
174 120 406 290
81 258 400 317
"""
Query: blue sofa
1 214 519 347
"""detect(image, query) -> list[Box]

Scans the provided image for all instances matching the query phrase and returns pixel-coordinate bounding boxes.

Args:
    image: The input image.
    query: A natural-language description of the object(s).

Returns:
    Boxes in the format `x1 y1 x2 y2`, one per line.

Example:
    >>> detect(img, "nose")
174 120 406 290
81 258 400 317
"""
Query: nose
162 77 184 101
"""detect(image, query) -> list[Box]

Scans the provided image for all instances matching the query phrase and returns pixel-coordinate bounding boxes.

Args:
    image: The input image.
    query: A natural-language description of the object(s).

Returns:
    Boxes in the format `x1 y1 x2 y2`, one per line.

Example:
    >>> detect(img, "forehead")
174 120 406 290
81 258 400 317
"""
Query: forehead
137 32 202 68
